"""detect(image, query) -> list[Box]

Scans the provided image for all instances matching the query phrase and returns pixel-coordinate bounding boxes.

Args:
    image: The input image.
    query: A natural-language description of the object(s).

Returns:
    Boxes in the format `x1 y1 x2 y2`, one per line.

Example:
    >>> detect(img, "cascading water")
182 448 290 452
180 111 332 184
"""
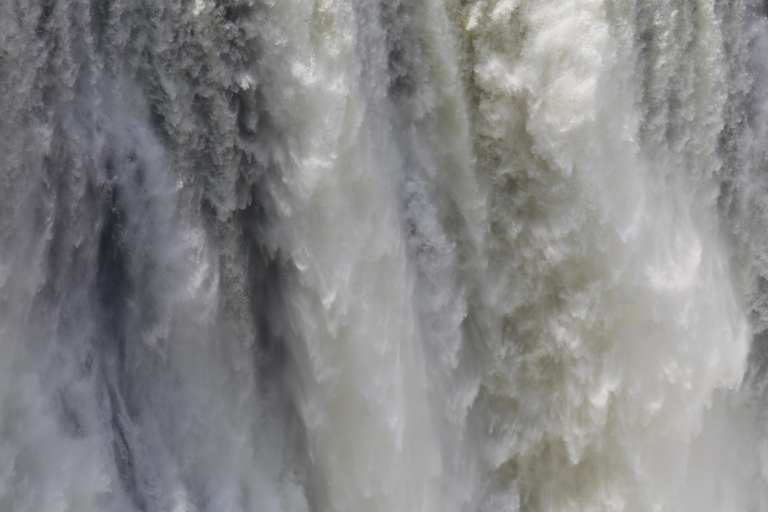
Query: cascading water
2 0 768 510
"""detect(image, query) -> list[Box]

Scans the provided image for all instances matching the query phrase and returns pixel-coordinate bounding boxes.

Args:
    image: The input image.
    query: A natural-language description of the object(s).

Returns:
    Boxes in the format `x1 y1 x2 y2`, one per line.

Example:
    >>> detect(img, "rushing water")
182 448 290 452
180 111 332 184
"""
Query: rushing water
2 0 768 510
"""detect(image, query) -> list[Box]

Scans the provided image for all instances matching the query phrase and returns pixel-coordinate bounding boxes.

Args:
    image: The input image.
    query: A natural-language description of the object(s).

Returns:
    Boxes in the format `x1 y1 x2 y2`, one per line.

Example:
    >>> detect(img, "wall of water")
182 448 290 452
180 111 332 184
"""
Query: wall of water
2 0 768 511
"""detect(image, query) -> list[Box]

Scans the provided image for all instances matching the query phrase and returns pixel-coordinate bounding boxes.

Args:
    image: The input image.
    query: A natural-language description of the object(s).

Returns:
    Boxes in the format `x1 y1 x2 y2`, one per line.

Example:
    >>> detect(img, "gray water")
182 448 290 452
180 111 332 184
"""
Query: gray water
2 0 768 510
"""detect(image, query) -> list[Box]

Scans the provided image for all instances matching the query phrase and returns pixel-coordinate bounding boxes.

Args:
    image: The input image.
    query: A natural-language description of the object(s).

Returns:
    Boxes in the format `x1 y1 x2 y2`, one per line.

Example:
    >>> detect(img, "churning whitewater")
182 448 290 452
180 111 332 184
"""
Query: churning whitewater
3 0 768 510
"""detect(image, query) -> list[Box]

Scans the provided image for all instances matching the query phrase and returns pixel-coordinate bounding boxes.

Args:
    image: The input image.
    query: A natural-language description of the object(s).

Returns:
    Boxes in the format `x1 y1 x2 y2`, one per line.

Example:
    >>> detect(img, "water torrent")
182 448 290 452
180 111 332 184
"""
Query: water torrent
2 0 768 510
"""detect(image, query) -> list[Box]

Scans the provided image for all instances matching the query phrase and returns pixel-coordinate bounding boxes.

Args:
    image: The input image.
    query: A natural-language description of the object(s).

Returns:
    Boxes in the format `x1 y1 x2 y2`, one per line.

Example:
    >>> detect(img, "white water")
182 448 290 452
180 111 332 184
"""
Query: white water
1 0 768 511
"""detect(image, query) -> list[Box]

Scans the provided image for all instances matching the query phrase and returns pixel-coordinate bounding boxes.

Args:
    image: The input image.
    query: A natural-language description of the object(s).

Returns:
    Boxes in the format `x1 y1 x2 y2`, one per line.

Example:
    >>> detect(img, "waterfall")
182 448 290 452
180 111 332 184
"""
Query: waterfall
2 0 768 510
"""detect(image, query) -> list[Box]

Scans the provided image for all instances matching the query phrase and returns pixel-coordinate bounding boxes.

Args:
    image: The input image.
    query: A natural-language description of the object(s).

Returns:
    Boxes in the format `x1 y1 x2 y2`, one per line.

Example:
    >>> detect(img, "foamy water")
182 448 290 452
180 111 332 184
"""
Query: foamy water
1 0 768 510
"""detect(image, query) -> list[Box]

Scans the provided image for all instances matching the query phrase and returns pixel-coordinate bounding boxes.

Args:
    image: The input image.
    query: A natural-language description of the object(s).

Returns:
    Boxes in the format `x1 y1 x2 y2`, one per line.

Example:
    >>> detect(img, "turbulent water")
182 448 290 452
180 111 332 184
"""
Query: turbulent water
5 0 768 510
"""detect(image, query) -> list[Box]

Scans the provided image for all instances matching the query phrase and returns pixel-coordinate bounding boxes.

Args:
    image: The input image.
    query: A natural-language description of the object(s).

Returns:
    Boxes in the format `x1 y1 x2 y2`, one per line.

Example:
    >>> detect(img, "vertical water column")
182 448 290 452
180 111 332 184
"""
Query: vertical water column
451 0 750 510
381 0 488 507
0 3 137 509
0 1 311 510
254 1 440 511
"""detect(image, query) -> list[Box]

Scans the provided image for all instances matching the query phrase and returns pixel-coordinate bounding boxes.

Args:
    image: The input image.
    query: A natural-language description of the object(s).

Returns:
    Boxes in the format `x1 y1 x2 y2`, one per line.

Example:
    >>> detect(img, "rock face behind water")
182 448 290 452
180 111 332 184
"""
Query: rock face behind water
1 1 768 511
